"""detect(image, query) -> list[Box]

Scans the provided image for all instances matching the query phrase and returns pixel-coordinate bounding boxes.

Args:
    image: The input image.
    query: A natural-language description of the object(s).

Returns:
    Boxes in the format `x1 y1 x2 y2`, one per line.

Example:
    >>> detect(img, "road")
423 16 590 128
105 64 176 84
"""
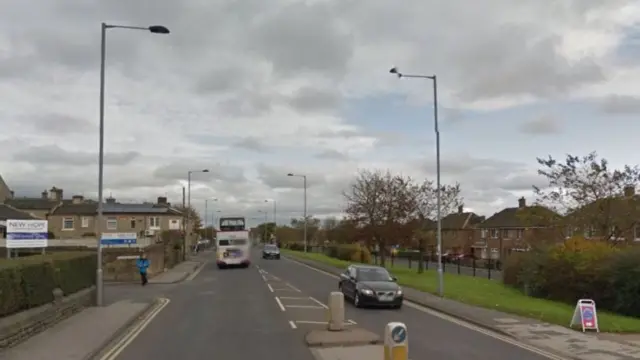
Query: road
111 259 314 360
108 249 549 360
258 252 552 360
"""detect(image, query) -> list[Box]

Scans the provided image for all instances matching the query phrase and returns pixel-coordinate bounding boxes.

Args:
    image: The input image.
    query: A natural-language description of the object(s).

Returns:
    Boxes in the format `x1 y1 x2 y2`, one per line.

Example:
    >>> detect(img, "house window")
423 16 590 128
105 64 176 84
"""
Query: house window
490 229 498 238
130 218 136 229
584 226 595 238
106 217 117 230
81 217 90 228
169 219 180 230
149 217 160 229
516 229 524 239
62 217 74 230
634 224 640 241
480 229 487 238
501 229 509 238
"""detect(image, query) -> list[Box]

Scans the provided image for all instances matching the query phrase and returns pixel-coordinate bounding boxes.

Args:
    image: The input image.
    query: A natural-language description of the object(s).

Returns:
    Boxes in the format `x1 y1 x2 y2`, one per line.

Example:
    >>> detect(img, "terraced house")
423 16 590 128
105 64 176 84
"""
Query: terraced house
437 205 485 254
48 196 184 241
4 187 66 219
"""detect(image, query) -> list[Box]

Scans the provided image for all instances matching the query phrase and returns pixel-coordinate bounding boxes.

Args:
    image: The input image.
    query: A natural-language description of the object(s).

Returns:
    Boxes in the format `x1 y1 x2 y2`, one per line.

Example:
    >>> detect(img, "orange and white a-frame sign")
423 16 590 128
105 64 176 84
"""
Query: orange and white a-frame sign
570 299 599 332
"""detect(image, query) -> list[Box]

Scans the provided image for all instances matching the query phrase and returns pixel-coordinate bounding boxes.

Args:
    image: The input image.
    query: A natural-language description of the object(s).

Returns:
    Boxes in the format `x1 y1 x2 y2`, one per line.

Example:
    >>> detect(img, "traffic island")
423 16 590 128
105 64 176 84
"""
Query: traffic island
305 327 381 347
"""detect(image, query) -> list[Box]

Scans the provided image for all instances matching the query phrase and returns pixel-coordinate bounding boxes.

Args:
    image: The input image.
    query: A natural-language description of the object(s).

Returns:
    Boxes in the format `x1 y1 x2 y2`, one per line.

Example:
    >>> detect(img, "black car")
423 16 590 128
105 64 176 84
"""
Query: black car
338 265 403 309
262 244 281 259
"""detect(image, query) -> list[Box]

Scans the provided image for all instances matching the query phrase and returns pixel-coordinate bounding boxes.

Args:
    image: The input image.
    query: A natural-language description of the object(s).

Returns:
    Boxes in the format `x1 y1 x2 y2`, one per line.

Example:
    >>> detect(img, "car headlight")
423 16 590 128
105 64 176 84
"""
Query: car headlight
396 288 403 296
360 288 374 295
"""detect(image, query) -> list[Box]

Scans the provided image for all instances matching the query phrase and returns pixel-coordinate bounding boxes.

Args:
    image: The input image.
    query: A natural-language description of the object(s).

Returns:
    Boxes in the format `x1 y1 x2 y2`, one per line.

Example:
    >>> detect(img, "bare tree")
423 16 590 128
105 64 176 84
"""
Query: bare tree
534 152 640 242
408 180 462 273
343 169 414 266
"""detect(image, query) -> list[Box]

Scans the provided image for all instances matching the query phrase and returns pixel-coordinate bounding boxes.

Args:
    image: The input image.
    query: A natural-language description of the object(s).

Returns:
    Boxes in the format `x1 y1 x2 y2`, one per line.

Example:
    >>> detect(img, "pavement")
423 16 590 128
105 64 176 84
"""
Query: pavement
286 252 640 360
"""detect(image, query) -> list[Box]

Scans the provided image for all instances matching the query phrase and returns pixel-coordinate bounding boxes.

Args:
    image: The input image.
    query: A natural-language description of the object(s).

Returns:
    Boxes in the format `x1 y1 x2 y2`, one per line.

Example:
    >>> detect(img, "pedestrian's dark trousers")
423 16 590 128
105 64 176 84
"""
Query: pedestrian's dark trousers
140 271 148 285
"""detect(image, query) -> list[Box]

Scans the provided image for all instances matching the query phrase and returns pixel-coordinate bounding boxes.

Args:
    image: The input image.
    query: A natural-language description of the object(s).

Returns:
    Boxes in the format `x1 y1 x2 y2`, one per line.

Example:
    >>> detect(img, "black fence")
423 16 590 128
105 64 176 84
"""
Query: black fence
372 252 503 280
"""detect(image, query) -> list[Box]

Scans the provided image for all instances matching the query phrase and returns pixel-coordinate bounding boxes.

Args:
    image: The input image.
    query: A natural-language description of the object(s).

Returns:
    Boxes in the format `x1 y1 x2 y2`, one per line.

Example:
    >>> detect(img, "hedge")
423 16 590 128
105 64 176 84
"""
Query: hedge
0 252 96 317
503 237 640 317
284 243 372 264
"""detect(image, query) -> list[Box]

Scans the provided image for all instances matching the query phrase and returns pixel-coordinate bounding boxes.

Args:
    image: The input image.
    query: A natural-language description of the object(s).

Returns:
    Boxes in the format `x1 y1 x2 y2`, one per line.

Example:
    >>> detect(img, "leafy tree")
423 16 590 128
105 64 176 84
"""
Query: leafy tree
174 205 203 234
343 170 415 267
533 152 640 242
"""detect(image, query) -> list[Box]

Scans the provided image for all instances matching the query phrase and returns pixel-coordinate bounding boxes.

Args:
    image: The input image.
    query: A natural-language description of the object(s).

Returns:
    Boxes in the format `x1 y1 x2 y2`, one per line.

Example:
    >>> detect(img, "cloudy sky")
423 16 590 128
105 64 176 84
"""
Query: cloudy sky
1 0 640 227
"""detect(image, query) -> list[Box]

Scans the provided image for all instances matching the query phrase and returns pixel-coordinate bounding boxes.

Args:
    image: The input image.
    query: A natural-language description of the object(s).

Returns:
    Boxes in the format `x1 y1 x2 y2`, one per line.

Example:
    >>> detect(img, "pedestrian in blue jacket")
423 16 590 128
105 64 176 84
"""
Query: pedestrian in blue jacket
136 253 150 286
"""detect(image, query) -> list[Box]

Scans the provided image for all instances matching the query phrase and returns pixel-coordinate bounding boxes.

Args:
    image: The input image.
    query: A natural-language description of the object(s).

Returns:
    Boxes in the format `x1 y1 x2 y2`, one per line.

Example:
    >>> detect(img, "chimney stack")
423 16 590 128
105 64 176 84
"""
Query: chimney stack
106 196 116 204
458 205 464 214
624 185 635 197
9 190 14 199
41 190 47 199
157 196 167 205
518 197 526 208
72 195 84 204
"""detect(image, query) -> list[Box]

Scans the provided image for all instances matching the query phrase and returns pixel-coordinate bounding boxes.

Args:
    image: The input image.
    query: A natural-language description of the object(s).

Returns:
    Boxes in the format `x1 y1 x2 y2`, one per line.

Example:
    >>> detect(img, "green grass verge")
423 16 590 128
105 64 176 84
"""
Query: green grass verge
281 249 640 333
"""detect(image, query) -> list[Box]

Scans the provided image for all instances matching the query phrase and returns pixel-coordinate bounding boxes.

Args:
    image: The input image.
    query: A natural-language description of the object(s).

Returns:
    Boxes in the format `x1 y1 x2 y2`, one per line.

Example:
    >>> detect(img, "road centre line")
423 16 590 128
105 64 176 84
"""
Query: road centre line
282 257 569 360
275 296 286 311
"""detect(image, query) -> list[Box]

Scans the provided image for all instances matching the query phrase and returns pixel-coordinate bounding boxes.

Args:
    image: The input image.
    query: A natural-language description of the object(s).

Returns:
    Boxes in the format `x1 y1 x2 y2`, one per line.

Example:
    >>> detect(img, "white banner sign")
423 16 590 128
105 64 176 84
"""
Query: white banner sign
6 219 48 248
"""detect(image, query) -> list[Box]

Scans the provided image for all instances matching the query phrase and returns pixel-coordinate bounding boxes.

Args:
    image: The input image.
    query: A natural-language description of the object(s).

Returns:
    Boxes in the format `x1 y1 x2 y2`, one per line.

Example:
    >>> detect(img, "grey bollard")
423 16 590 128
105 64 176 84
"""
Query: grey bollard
327 291 345 331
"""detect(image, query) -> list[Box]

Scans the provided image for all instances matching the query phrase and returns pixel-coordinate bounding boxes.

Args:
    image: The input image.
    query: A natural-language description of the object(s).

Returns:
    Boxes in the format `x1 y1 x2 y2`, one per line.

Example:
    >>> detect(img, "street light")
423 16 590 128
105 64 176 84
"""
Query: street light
389 66 443 297
287 173 307 252
205 198 218 239
96 22 170 307
186 169 209 252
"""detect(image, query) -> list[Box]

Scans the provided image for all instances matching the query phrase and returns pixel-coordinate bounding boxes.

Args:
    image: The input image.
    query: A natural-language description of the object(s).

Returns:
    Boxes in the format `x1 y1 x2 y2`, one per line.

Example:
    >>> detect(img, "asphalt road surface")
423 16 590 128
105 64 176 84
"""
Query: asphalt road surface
258 252 553 360
112 258 314 360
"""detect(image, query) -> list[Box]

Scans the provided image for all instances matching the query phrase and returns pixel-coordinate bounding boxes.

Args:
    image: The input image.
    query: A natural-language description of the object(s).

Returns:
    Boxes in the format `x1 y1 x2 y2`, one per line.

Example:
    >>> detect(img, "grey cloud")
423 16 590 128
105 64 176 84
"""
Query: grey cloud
26 113 95 134
600 95 640 114
217 91 274 117
314 150 349 161
256 164 326 189
12 145 139 166
519 115 561 135
153 162 246 183
233 137 272 152
194 67 246 95
453 27 604 101
244 2 354 78
288 87 342 114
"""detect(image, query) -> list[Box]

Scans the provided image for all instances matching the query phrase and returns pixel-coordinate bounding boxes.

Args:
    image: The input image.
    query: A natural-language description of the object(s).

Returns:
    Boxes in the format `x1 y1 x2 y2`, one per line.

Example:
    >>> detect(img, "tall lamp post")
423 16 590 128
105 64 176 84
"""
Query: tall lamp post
205 198 218 239
96 22 170 307
389 67 443 297
186 169 209 253
287 173 307 252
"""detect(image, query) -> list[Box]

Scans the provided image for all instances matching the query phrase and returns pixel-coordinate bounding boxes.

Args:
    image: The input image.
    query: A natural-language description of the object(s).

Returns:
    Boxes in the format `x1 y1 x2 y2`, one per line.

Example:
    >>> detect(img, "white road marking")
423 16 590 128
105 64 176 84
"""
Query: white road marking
294 320 356 326
278 296 309 300
267 283 274 292
348 319 357 325
275 296 286 311
270 275 281 281
272 288 300 292
285 282 302 292
285 305 325 309
99 298 171 360
283 256 570 360
289 320 297 329
309 296 329 309
185 260 208 281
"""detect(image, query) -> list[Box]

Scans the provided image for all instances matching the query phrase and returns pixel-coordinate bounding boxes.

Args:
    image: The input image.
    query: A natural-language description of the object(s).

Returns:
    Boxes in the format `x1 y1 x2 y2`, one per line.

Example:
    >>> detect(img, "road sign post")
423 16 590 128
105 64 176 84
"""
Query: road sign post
100 232 137 246
384 322 408 360
570 299 599 332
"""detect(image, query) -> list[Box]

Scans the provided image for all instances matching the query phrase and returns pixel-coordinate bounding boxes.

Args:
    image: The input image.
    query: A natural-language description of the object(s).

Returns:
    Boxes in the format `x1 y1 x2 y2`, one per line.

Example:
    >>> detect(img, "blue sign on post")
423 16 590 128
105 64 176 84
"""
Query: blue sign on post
100 232 137 245
391 325 406 343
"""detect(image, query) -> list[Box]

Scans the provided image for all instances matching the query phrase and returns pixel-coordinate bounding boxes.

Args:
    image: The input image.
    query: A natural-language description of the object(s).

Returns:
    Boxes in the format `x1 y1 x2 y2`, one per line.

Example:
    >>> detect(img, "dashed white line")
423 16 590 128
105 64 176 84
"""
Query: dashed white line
289 320 297 329
275 296 286 311
309 296 329 309
286 282 302 292
267 283 274 292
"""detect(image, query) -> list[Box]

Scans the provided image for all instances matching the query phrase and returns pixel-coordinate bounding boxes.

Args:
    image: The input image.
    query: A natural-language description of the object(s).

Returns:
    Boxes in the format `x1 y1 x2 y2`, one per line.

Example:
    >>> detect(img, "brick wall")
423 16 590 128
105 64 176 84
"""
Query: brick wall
102 244 166 282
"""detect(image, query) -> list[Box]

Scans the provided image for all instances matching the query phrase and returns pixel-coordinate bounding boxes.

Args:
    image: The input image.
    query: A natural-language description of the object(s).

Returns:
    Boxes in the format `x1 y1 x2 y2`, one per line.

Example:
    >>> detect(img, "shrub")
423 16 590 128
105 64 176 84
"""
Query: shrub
0 252 96 317
601 247 640 317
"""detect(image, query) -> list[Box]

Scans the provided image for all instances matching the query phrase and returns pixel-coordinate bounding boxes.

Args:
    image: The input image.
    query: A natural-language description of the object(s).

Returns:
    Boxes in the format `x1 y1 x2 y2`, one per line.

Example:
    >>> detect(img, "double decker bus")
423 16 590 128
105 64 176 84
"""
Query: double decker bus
215 216 251 269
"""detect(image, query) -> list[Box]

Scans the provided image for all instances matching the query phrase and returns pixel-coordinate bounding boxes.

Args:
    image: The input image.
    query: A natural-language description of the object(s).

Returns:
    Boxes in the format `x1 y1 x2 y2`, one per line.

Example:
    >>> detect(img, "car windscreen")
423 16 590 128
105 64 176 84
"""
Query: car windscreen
357 267 392 282
264 245 278 251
